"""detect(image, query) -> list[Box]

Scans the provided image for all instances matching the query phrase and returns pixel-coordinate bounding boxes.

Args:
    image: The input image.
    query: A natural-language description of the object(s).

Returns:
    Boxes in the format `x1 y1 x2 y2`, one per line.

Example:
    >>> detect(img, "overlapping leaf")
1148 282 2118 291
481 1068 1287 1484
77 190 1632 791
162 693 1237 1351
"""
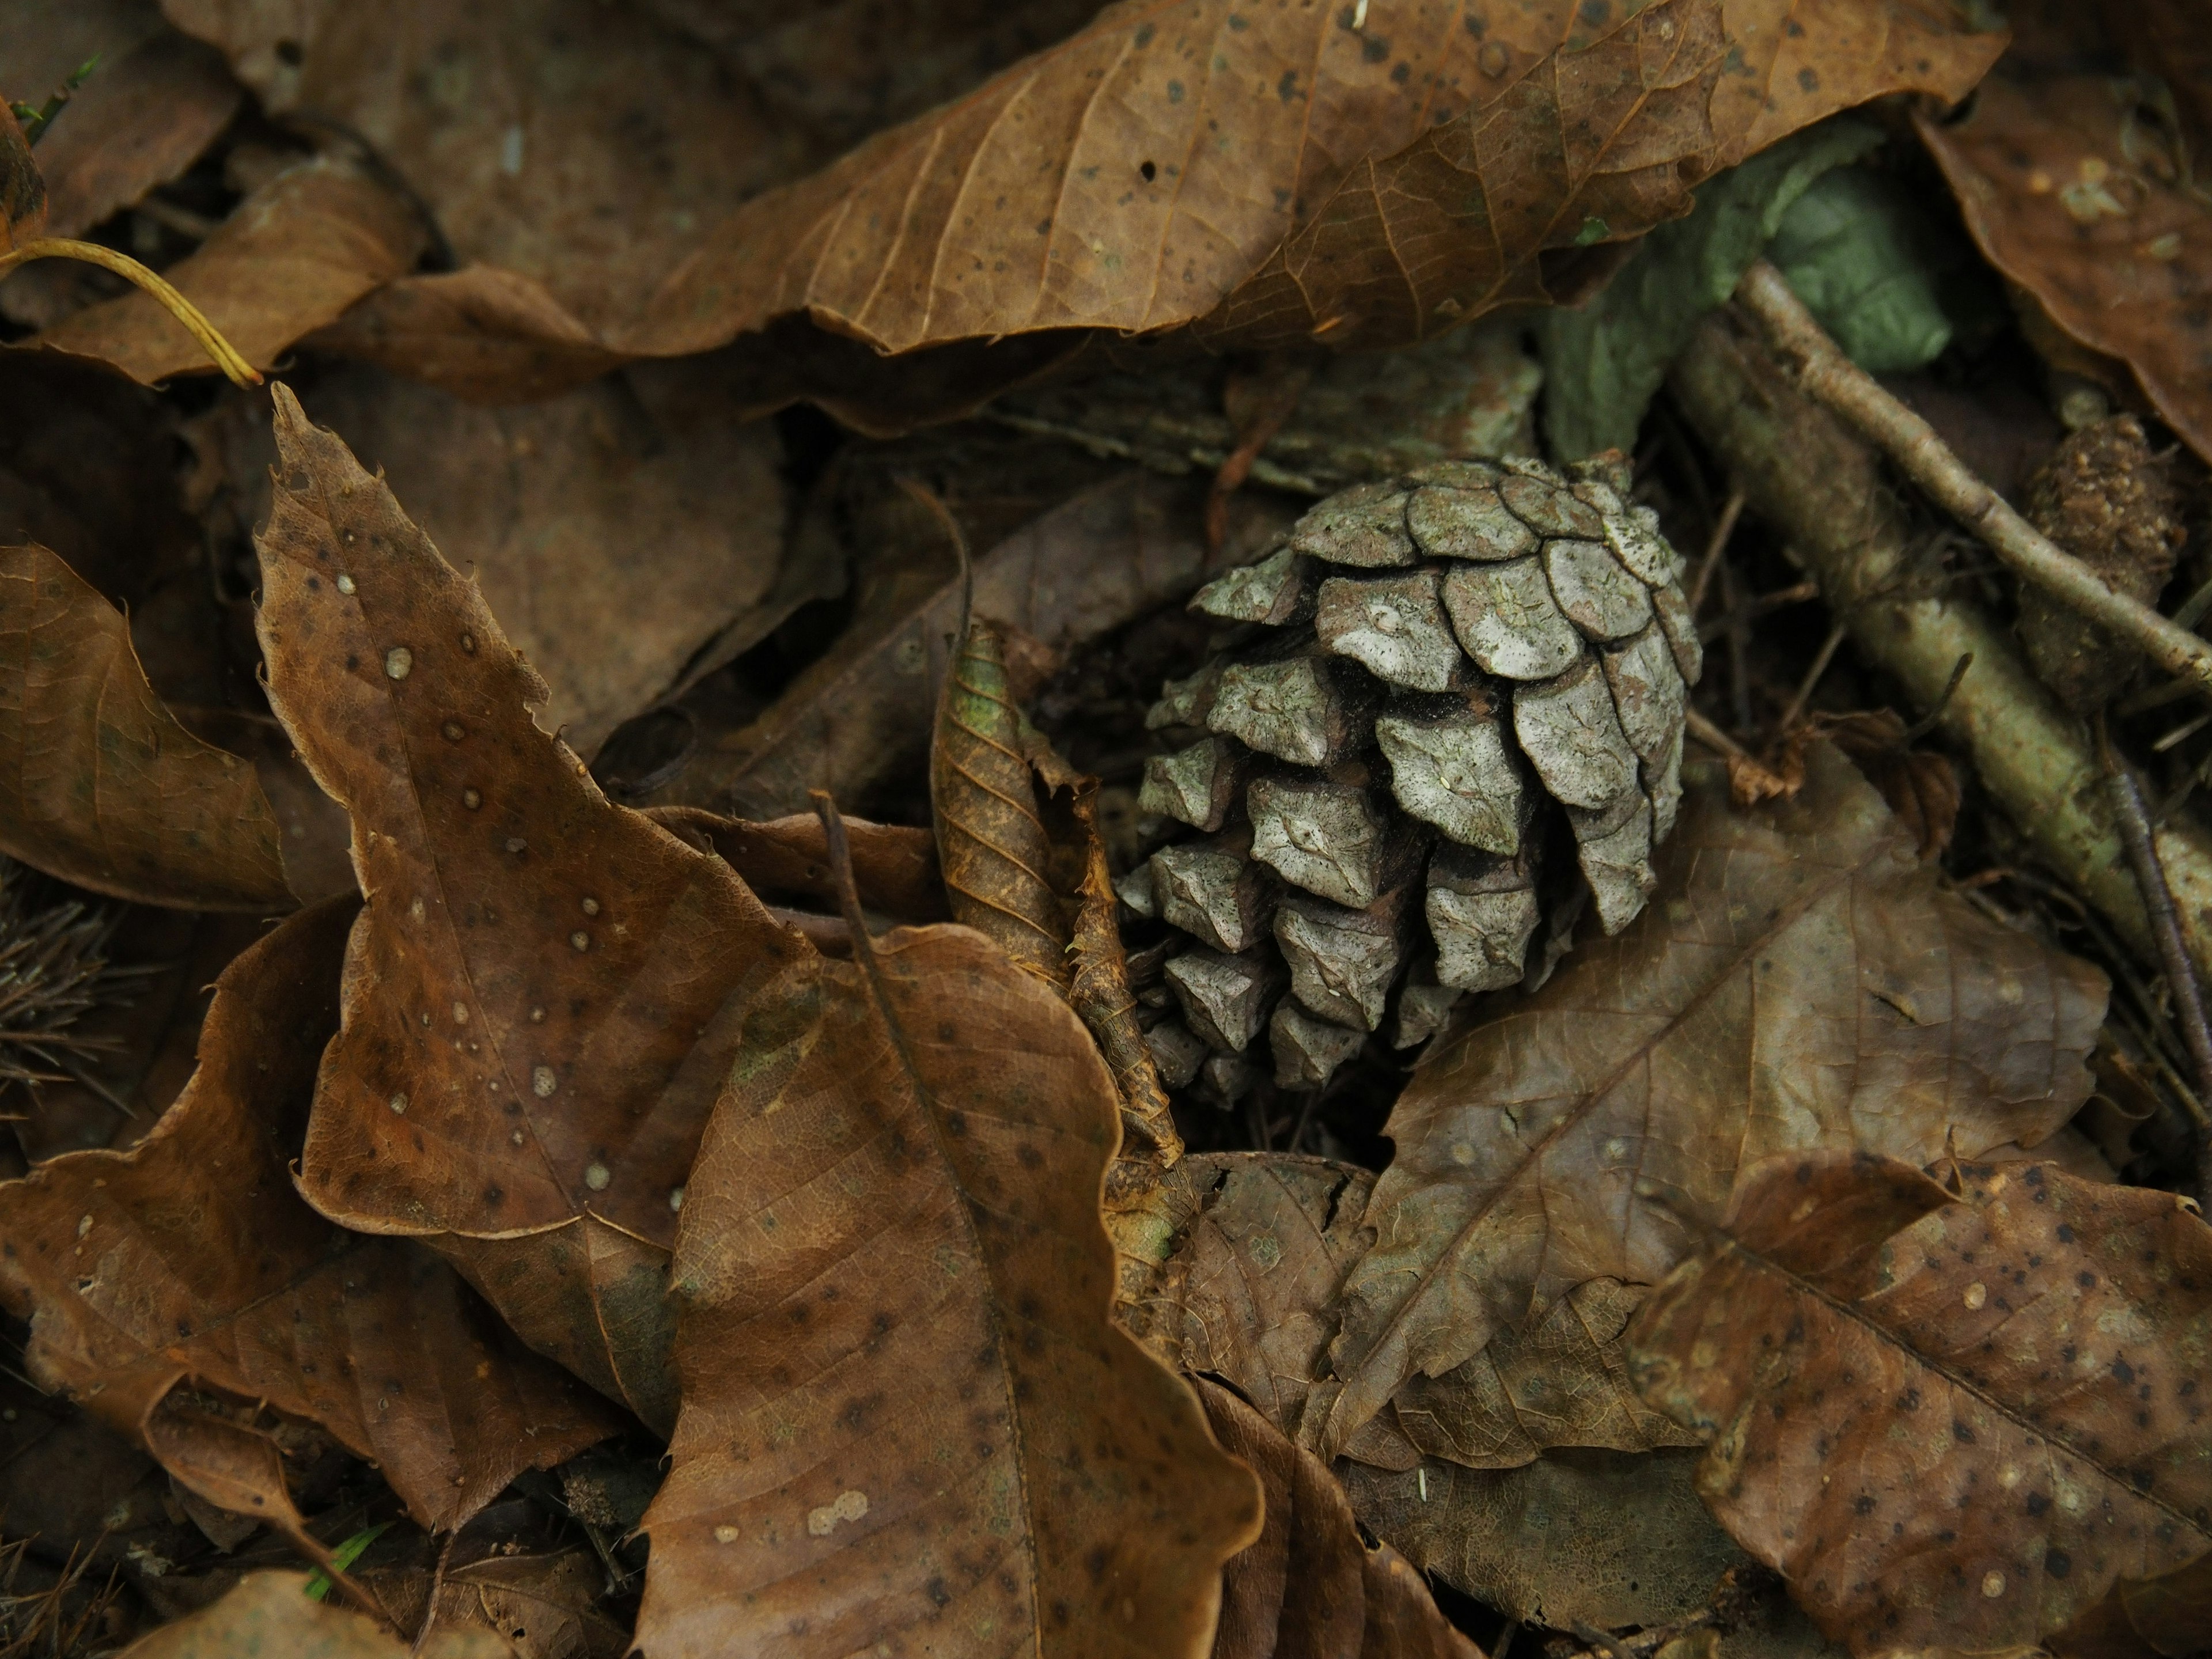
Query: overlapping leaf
0 539 291 910
637 918 1262 1659
1316 744 2108 1460
251 384 809 1429
1628 1152 2212 1654
0 898 622 1540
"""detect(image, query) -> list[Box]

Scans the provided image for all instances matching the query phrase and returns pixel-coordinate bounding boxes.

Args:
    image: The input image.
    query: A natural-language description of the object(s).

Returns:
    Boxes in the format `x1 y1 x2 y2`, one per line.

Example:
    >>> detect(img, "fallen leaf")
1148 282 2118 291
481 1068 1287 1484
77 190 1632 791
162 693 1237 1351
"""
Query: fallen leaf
0 103 43 251
644 808 949 926
635 917 1262 1659
1626 1152 2212 1654
0 897 625 1541
0 1 241 241
1341 1449 1752 1637
200 1 1996 411
369 1547 629 1659
656 470 1289 820
1919 62 2212 463
0 540 292 911
116 1570 510 1659
31 158 424 384
1198 1377 1479 1659
251 385 807 1431
1317 744 2108 1461
193 358 797 757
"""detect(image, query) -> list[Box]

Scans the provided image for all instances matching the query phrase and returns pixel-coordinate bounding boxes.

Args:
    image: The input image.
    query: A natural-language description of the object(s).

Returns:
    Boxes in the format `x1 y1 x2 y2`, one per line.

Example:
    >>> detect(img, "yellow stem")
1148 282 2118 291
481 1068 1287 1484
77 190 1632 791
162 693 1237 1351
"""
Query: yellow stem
0 236 262 387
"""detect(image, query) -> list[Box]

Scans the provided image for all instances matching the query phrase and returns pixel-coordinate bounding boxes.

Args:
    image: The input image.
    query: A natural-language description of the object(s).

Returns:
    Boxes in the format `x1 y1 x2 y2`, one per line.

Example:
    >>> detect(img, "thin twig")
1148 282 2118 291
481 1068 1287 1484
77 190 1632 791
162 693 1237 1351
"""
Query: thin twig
1492 1616 1520 1659
1899 653 1975 743
1717 556 1753 731
1684 707 1748 759
1688 486 1747 613
409 1529 458 1658
1736 260 2212 701
1574 1620 1639 1659
2097 719 2212 1201
0 238 260 385
1777 620 1847 733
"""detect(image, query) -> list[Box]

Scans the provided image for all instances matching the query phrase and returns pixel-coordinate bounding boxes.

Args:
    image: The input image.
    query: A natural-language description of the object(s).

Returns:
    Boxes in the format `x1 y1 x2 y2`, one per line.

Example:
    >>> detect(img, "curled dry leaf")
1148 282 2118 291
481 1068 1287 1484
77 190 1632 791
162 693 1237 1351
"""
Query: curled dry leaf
32 159 425 384
0 0 241 242
251 385 809 1430
645 807 949 925
0 540 292 911
1198 1378 1480 1659
1317 745 2108 1461
116 1570 509 1659
1627 1151 2212 1655
1919 68 2212 464
368 1546 630 1659
187 1 1995 408
0 899 622 1543
637 920 1261 1659
194 359 796 758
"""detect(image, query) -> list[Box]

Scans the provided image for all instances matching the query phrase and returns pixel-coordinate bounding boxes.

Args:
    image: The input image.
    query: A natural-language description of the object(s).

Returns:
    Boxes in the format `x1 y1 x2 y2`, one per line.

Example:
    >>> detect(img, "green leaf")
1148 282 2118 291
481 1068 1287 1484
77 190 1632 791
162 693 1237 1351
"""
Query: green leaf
302 1521 390 1601
1538 118 1883 460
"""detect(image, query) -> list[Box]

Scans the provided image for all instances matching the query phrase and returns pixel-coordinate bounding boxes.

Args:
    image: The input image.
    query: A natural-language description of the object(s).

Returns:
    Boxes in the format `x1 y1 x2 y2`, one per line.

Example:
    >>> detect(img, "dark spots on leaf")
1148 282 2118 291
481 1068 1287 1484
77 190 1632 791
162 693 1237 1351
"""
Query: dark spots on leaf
927 1578 952 1608
483 1185 502 1206
1133 22 1154 46
1952 1421 1976 1444
1278 70 1300 102
1361 36 1390 63
1797 67 1819 92
1016 1143 1043 1169
1085 1546 1111 1581
1853 1494 1876 1516
2057 1224 2075 1243
1391 61 1410 83
2114 1357 2135 1384
2079 1271 2097 1289
2046 1549 2072 1580
1166 79 1184 103
1139 160 1157 182
2026 1492 2050 1516
346 654 359 671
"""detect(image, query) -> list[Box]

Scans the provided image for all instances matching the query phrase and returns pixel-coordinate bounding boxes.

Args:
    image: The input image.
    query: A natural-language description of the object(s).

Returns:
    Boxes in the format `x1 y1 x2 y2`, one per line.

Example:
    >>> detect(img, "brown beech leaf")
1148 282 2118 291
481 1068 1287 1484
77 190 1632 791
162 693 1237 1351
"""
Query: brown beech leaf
31 158 424 384
251 385 808 1430
118 1570 509 1659
1317 744 2108 1461
204 1 1995 410
192 359 797 759
1626 1152 2212 1654
367 1546 630 1659
1919 67 2212 464
635 918 1262 1659
1198 1378 1481 1659
0 1 241 242
646 807 950 926
0 540 292 910
0 898 623 1541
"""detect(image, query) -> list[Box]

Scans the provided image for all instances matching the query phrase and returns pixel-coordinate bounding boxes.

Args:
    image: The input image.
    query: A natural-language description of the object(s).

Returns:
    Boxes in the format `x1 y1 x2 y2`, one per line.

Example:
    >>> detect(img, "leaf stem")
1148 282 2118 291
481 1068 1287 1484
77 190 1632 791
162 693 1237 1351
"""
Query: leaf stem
0 237 261 387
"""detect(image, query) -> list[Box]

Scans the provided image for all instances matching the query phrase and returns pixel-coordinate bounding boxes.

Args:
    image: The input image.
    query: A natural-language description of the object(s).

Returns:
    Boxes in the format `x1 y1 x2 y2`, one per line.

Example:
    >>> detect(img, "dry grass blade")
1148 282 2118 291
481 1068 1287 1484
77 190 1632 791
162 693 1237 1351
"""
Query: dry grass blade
251 385 808 1430
1628 1151 2212 1654
635 809 1260 1658
0 541 292 911
1316 745 2108 1461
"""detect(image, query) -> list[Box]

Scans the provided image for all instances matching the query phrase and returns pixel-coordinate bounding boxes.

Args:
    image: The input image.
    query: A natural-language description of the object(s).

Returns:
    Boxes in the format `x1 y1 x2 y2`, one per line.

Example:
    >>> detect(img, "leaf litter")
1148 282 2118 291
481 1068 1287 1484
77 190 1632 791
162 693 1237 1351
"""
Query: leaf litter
8 7 2212 1658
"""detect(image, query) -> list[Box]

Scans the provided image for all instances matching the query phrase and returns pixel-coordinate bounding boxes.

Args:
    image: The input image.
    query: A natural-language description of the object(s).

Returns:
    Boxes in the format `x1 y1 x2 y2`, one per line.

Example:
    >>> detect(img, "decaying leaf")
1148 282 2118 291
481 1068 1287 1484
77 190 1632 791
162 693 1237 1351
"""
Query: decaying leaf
1317 744 2108 1461
194 358 797 757
646 808 949 926
116 1570 508 1659
0 540 292 911
1627 1151 2212 1654
368 1546 629 1659
1341 1449 1752 1637
1919 58 2212 464
0 1 240 243
1199 1378 1479 1659
0 898 622 1542
664 471 1287 820
31 158 425 385
636 916 1262 1659
252 385 809 1430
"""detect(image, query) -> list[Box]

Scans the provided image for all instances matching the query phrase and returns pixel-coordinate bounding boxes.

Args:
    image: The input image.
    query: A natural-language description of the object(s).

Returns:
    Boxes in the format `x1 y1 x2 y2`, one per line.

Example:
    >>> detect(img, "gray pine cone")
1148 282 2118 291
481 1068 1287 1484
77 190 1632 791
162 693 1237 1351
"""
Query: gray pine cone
1119 454 1700 1099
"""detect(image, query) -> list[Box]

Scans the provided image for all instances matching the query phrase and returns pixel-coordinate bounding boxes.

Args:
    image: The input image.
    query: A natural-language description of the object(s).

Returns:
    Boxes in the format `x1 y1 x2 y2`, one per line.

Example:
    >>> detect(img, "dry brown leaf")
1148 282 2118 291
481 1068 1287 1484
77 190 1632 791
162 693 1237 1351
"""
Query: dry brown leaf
0 103 43 253
635 917 1262 1659
1316 744 2108 1462
116 1570 509 1659
192 359 797 757
251 384 808 1430
1919 62 2212 463
31 158 423 384
1392 1278 1699 1471
660 470 1288 820
1198 1377 1480 1659
0 540 292 911
368 1547 628 1659
0 898 623 1542
1627 1151 2212 1655
194 1 1995 411
1340 1449 1754 1637
0 1 240 241
645 807 950 925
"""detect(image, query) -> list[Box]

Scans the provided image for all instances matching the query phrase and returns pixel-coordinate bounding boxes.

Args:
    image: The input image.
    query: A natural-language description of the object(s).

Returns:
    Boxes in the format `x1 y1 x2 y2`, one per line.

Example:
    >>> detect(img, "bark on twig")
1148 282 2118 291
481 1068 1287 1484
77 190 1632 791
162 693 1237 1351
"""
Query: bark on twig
1734 261 2212 701
1669 307 2212 983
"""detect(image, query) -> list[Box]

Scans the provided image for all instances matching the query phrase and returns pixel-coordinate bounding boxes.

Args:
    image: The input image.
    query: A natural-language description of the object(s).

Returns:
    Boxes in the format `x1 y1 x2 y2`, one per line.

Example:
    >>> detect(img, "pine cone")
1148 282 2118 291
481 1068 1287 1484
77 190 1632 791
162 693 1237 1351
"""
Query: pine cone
1117 455 1700 1098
